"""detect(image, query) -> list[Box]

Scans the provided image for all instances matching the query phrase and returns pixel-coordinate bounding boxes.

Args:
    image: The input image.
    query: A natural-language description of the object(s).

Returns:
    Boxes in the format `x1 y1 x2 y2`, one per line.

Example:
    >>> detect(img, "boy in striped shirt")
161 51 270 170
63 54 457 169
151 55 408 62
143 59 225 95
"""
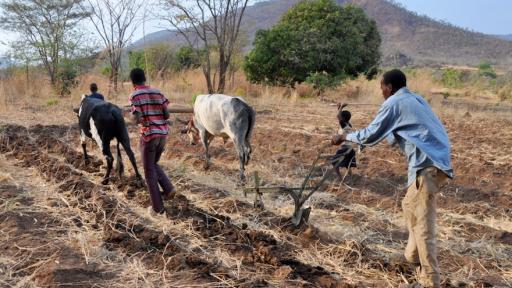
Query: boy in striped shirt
129 68 174 214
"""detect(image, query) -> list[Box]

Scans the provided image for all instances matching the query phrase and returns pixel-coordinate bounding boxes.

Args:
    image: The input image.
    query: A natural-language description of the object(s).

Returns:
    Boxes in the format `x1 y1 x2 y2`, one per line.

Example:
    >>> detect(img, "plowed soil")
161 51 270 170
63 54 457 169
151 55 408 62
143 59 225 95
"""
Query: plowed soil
0 100 510 287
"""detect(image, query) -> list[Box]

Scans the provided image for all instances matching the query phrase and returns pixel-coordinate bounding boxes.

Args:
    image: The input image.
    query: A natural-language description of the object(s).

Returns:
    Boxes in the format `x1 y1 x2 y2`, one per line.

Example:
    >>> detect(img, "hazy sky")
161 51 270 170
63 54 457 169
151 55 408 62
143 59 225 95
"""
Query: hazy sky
394 0 512 35
1 0 511 54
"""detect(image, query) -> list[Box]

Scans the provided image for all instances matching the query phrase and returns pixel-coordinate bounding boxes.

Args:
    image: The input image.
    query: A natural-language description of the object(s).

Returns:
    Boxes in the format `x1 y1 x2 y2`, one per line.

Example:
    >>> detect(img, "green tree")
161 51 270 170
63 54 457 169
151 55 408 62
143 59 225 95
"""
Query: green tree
0 0 89 90
129 50 146 70
128 45 201 78
175 47 201 71
56 59 79 97
244 0 381 91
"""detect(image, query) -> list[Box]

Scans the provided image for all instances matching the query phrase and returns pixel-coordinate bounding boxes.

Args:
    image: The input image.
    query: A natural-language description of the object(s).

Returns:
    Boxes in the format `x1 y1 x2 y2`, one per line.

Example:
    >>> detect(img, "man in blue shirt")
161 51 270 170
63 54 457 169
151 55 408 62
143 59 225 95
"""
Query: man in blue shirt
332 69 453 287
88 83 105 101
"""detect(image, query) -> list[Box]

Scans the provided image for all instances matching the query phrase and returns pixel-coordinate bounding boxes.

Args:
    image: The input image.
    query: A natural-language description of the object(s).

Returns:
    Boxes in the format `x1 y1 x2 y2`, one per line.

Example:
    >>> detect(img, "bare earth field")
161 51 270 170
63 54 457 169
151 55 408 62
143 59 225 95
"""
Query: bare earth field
0 97 511 287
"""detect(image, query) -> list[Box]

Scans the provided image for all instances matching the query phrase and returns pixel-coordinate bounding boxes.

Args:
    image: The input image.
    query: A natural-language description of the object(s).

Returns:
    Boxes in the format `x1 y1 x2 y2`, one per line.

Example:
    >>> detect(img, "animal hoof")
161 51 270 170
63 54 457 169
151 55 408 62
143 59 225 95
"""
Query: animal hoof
203 163 210 170
135 178 145 188
101 178 109 185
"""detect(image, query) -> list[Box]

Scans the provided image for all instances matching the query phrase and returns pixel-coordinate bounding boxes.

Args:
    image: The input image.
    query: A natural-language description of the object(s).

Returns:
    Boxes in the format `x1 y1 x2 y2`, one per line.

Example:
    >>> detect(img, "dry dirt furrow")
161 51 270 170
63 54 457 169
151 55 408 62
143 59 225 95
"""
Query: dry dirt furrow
0 124 239 287
2 124 355 287
114 176 352 287
163 122 512 223
0 166 117 287
164 174 414 285
161 170 512 287
159 121 511 286
162 123 512 245
3 119 511 287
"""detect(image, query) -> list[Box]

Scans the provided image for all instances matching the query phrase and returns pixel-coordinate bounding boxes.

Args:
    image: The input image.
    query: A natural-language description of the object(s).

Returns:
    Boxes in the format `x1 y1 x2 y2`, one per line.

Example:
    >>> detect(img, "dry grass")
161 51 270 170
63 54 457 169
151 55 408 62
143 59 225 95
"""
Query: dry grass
0 172 13 184
0 67 511 286
0 66 509 124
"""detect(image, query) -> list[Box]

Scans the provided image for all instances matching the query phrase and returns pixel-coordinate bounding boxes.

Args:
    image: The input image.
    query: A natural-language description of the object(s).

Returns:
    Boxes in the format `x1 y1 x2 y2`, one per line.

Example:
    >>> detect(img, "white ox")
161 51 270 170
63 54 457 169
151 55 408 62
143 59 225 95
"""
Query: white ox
180 94 256 181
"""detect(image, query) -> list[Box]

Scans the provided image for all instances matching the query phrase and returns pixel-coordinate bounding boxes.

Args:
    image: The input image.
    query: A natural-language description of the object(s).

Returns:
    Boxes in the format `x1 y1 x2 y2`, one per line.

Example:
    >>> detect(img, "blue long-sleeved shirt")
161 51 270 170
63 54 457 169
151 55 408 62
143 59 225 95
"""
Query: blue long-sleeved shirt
346 87 454 187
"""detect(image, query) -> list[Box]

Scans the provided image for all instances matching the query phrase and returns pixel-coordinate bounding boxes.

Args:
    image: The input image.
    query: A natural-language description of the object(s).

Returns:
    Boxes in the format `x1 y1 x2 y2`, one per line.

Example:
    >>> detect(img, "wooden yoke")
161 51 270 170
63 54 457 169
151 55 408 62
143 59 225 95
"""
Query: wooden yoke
122 106 194 114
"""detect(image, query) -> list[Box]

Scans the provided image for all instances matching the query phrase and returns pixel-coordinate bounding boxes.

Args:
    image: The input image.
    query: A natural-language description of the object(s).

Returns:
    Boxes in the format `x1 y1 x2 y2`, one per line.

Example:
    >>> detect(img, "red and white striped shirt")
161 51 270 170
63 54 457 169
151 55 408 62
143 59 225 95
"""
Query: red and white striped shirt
130 85 169 142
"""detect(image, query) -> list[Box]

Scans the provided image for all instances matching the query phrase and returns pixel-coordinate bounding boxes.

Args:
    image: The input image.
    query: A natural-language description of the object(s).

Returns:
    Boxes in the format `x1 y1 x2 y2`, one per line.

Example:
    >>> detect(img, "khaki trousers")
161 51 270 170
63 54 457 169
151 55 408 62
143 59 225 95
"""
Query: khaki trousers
402 167 447 287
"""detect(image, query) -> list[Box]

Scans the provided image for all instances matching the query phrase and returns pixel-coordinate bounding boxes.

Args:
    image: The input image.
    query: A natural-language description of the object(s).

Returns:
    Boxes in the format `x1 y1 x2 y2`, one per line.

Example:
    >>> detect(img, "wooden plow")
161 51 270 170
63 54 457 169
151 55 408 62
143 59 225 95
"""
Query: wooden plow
243 146 355 226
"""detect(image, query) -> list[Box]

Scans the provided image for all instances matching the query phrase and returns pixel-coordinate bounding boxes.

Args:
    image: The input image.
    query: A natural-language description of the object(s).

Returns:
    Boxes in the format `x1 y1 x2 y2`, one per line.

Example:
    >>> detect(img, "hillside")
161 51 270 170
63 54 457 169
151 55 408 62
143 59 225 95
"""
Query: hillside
132 0 512 67
494 34 512 41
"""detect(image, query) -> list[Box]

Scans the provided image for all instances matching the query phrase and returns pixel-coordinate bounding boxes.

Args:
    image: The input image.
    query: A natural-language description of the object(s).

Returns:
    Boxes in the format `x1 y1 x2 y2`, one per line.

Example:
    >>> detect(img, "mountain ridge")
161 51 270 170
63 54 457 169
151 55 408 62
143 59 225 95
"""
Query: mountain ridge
494 34 512 41
132 0 512 68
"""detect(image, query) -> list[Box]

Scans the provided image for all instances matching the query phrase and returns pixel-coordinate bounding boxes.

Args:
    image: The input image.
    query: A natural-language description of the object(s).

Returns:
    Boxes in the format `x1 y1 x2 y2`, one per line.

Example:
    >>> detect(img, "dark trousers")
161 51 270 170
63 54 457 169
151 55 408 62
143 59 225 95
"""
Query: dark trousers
331 144 357 169
140 136 173 213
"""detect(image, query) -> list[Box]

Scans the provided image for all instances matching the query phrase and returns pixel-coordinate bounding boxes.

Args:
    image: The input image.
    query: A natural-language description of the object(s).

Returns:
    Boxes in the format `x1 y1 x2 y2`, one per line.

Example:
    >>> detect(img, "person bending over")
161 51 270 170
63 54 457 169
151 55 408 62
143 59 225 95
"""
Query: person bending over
332 69 453 288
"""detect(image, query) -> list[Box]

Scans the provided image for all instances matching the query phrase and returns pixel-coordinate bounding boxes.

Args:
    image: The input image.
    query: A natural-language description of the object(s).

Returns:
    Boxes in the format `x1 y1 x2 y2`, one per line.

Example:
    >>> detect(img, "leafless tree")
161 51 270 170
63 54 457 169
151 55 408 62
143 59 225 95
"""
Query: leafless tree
160 0 250 93
0 0 89 87
83 0 143 93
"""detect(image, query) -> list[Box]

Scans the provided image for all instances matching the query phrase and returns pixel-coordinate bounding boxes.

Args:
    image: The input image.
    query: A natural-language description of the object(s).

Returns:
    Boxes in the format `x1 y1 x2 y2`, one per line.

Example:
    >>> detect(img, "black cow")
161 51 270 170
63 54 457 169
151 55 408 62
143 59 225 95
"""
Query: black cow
76 96 142 185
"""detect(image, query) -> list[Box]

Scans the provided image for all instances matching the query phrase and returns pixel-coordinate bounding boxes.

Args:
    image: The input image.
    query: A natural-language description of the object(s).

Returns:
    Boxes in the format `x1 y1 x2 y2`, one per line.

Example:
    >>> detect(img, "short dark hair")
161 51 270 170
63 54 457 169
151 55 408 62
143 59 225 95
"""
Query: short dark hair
337 110 352 128
130 68 146 85
382 69 407 92
90 83 98 93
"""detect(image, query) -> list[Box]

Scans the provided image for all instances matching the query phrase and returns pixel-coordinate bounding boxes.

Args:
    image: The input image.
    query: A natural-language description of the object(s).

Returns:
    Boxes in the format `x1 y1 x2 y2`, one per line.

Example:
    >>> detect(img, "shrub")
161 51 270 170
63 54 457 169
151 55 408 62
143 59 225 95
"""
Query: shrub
441 69 462 88
101 65 111 77
56 60 79 97
478 60 492 71
128 50 146 70
46 98 59 106
305 72 343 96
128 46 201 76
478 60 497 79
175 47 201 71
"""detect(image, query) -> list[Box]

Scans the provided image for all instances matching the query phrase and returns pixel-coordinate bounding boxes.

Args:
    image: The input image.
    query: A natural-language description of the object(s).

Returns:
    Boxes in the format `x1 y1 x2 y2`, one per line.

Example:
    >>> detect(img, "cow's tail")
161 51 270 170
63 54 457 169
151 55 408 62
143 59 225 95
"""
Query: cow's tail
233 98 255 166
244 105 255 165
